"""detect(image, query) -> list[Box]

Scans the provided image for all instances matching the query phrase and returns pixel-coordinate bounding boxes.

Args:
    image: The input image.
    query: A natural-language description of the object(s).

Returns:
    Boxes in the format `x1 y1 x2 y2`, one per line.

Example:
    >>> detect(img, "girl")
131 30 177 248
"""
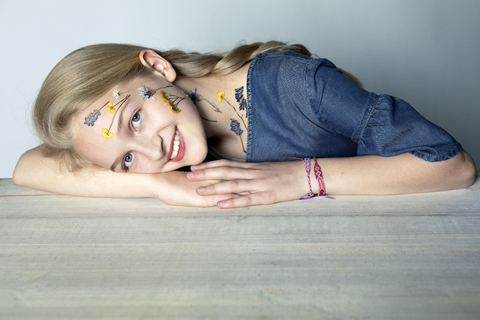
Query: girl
13 41 476 208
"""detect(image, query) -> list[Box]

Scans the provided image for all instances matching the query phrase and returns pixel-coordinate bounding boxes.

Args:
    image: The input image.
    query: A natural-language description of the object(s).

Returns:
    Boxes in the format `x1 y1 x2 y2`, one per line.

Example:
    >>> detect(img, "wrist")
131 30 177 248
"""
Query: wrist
296 157 329 199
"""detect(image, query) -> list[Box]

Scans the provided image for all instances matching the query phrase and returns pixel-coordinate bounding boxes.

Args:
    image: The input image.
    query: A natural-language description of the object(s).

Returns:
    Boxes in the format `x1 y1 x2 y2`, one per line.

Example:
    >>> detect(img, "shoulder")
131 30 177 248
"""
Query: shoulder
251 50 337 72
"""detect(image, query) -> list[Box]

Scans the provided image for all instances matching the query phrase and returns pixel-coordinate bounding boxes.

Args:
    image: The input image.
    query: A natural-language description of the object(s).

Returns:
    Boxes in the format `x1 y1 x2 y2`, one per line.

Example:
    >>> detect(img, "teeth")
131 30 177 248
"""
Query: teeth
170 131 180 159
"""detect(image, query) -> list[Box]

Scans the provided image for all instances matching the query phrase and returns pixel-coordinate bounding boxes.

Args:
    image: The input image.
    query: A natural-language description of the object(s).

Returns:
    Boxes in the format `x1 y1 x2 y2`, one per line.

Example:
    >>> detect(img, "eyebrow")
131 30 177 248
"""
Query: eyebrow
110 159 120 172
109 97 131 172
115 97 131 137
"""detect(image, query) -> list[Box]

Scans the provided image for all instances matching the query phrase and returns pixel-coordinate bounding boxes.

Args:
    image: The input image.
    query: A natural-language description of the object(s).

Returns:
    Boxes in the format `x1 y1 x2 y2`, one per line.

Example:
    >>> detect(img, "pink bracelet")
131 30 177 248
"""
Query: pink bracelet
313 157 326 196
293 157 331 200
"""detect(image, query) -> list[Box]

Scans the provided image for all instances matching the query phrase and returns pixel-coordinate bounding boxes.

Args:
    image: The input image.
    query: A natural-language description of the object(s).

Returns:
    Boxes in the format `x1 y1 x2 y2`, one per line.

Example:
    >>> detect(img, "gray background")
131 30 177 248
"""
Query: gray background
1 0 478 178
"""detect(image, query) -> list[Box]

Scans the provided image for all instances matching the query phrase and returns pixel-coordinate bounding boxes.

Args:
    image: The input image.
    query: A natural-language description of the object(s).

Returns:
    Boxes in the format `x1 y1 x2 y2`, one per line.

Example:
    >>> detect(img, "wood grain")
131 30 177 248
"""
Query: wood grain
1 176 479 319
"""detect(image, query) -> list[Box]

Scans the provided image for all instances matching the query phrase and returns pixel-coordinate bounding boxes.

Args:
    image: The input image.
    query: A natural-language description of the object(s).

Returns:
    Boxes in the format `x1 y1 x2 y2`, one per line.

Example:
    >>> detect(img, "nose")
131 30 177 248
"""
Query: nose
137 133 163 160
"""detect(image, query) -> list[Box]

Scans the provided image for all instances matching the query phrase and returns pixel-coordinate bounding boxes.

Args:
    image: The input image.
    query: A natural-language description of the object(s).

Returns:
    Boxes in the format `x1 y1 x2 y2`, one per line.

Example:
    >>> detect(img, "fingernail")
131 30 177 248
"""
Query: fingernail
191 165 198 170
197 186 206 193
187 172 196 178
217 201 226 208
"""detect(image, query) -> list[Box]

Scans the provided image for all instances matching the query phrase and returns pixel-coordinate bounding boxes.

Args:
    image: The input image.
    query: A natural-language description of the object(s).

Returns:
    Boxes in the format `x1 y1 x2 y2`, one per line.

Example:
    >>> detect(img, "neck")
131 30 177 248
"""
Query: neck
173 63 251 159
173 63 250 139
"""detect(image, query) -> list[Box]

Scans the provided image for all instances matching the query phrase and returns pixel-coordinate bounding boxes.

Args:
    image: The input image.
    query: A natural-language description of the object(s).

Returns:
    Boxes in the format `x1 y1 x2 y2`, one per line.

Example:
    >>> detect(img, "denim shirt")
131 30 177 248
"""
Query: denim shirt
244 51 462 163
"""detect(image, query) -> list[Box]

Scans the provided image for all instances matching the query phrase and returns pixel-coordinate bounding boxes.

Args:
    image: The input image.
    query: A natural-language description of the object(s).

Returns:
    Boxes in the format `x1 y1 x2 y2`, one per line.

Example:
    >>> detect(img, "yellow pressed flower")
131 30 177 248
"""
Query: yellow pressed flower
217 91 225 102
102 128 113 139
106 102 115 113
160 91 169 103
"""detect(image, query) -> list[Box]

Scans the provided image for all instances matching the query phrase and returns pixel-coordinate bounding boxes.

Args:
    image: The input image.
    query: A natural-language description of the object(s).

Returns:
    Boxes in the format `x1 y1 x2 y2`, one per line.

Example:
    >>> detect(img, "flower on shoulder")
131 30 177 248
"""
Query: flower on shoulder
229 118 243 136
234 86 247 111
217 91 225 102
183 88 202 105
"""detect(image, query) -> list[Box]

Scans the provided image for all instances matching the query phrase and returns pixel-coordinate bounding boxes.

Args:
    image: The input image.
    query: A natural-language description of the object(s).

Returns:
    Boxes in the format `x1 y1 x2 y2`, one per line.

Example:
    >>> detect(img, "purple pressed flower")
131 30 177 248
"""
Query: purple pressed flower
138 85 157 101
234 86 247 111
84 110 100 126
189 88 199 104
230 118 243 135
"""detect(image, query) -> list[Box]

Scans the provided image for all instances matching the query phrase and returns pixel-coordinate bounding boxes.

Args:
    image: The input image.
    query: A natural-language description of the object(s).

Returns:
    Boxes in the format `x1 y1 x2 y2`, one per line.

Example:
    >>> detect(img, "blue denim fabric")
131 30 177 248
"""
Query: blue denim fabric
245 51 462 162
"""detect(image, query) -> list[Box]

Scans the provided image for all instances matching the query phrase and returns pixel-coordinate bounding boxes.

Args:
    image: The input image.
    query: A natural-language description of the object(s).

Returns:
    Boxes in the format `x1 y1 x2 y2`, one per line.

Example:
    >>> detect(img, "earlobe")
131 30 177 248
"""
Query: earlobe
138 50 176 82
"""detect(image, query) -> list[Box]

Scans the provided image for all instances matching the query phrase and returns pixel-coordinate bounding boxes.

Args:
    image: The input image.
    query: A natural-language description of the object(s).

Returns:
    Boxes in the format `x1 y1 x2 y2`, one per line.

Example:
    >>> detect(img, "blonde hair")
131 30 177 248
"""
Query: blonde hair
33 41 312 171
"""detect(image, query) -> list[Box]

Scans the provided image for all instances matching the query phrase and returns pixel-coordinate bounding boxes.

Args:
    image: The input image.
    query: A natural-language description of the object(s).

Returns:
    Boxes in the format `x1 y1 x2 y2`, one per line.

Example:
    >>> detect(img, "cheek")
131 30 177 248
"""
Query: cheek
133 160 165 174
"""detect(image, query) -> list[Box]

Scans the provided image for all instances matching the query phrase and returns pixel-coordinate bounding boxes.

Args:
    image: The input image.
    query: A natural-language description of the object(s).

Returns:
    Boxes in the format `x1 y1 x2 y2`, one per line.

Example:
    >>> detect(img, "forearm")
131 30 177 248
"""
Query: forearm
187 150 476 208
13 147 238 207
317 150 476 195
13 147 156 198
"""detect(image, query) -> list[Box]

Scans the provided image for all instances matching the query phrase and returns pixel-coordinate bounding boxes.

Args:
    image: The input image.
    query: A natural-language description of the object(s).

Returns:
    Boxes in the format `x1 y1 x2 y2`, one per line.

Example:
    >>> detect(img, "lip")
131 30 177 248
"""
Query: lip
167 126 185 162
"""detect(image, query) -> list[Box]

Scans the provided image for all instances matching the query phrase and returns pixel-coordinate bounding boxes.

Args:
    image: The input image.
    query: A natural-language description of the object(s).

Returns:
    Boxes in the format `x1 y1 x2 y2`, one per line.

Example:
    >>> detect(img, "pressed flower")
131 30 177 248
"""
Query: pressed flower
113 89 130 99
234 86 247 111
106 102 115 113
84 110 100 126
229 118 246 153
160 91 182 114
102 128 113 139
139 86 158 101
186 88 199 105
217 91 225 102
230 118 243 135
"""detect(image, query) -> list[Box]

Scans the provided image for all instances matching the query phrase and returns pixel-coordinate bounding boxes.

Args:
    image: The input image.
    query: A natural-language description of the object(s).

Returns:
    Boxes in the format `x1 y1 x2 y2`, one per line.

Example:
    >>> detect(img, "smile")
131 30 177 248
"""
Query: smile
168 127 185 161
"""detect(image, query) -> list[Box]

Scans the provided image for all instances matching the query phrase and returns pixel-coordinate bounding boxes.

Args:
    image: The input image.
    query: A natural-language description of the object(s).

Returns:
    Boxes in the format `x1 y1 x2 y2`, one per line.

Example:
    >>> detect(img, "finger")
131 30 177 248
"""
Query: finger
196 179 251 195
199 193 241 207
216 192 278 209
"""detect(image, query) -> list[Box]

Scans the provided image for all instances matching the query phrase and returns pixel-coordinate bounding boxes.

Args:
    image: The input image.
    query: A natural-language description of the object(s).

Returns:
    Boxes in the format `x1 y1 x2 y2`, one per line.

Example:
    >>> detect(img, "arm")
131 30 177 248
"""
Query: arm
13 146 236 207
187 150 477 208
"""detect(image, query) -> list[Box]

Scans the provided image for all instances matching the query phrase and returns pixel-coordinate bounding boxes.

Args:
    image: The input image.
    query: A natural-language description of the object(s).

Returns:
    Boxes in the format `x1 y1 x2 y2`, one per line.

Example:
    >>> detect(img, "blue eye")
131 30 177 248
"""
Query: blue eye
131 112 141 129
122 152 133 171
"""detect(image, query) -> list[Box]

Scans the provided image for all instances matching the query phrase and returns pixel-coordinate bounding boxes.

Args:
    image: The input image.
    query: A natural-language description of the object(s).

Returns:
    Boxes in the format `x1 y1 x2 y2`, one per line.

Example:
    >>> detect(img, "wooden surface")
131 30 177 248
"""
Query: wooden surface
1 175 479 320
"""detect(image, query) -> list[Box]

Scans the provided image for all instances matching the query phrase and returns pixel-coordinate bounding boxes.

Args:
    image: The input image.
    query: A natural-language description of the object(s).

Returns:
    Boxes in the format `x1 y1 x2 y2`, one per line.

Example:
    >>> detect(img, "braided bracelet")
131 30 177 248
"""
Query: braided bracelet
313 157 326 196
300 157 316 200
295 157 331 200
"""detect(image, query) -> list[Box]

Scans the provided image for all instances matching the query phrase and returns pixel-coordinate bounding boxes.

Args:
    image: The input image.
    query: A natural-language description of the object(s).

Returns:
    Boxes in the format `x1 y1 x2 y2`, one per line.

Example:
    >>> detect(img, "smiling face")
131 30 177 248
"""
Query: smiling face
72 75 208 173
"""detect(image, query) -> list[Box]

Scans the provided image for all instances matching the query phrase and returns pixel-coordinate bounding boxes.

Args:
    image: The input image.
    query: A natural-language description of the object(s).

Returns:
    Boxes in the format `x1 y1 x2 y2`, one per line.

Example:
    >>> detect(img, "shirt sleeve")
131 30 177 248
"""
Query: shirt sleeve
306 57 462 162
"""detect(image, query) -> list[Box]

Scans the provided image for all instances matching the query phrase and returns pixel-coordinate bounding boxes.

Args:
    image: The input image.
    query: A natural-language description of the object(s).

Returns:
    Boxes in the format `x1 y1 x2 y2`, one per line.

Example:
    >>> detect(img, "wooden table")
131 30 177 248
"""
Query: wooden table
1 175 479 320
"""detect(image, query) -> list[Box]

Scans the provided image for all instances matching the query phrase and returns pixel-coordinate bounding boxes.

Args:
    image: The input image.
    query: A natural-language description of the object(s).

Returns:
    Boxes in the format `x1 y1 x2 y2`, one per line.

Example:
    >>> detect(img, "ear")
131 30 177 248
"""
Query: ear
138 50 177 82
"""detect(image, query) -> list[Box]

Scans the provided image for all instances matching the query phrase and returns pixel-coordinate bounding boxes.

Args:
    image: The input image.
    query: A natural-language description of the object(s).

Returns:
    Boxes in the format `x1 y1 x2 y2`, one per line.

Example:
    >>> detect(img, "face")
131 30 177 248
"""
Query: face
73 76 208 173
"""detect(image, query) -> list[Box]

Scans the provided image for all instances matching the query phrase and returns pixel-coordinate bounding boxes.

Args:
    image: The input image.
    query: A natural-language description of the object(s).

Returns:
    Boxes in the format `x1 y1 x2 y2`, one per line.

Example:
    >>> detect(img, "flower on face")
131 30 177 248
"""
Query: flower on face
229 118 243 136
84 110 100 126
106 102 115 113
102 128 113 139
217 91 225 102
161 91 181 114
139 86 157 101
113 89 121 99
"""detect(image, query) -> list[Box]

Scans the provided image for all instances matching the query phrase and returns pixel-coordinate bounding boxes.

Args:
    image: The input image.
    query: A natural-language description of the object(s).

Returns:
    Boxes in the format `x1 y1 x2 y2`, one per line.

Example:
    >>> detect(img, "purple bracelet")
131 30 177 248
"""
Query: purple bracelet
300 158 316 200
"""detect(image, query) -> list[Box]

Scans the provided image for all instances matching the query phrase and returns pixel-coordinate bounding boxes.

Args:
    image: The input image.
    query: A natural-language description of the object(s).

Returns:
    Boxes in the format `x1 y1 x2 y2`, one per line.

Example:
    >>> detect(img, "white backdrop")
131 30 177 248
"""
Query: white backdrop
1 0 479 178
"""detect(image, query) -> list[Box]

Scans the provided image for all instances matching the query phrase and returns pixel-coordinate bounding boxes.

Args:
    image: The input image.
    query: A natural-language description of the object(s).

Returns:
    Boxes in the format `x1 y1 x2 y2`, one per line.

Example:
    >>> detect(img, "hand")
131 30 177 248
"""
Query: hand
148 171 239 207
187 160 309 208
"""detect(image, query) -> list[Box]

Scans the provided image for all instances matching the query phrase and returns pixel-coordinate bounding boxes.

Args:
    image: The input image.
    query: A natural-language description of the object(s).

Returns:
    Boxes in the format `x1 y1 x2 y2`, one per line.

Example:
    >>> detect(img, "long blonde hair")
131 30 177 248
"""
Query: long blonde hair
33 41 312 171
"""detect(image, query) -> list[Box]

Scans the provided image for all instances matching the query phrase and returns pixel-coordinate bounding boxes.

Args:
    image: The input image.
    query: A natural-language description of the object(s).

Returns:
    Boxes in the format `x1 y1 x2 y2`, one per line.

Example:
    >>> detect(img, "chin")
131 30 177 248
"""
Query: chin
191 146 209 165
